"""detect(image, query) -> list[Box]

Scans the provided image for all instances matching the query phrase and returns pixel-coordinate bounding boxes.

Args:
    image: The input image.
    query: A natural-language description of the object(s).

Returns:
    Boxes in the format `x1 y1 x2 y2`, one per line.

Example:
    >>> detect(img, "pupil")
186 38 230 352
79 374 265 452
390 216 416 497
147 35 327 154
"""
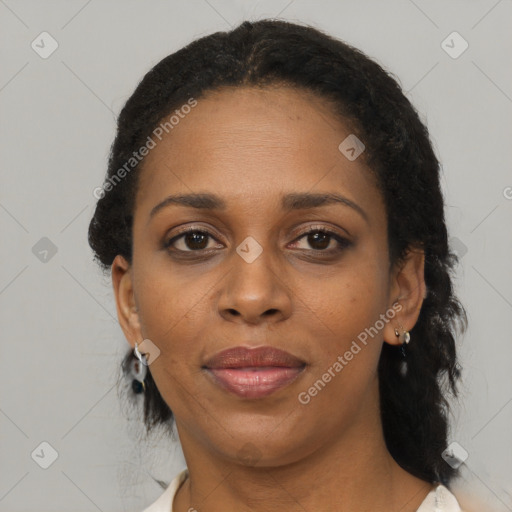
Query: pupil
309 232 329 250
186 232 207 250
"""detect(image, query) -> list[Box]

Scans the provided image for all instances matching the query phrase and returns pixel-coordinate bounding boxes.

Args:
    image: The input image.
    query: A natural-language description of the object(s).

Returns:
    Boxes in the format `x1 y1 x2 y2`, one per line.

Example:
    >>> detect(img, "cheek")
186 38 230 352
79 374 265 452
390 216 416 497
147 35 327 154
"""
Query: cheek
303 260 388 345
132 264 207 416
295 255 390 403
132 260 203 360
294 279 387 422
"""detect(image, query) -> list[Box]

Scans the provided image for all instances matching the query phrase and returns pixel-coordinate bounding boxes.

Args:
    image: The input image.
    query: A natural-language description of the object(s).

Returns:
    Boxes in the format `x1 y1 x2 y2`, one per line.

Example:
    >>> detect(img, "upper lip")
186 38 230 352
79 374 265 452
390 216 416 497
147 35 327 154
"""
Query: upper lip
204 346 305 369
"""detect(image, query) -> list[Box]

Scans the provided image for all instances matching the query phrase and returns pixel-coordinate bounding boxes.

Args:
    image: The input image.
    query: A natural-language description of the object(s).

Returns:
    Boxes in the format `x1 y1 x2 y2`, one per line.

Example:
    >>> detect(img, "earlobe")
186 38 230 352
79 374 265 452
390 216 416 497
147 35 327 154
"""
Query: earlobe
383 247 426 346
111 254 142 348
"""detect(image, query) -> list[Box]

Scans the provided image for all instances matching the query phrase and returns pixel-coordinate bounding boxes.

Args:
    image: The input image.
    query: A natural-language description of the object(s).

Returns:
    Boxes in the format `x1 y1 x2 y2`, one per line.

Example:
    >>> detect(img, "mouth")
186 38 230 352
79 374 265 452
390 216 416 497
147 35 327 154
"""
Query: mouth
203 346 306 399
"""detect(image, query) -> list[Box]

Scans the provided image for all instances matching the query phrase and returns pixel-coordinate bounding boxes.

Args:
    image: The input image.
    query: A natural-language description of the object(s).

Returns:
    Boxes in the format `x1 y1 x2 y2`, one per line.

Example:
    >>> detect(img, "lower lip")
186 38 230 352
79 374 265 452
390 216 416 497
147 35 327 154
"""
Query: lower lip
205 366 304 399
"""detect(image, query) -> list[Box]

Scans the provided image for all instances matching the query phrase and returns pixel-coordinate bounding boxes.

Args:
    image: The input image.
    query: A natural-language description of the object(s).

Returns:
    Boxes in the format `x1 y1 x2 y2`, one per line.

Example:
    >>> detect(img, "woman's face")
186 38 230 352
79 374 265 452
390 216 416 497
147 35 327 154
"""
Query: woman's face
113 86 414 466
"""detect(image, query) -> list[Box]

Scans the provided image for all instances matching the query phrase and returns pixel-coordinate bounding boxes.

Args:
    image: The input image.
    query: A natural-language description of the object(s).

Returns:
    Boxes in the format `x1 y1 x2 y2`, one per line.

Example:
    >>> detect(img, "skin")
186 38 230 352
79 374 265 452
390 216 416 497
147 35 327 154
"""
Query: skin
112 85 430 511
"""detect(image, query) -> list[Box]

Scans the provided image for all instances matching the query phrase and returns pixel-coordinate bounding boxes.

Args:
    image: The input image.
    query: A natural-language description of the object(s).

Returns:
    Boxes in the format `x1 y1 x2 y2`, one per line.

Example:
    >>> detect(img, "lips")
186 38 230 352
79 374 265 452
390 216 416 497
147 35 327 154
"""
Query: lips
204 346 305 369
203 346 306 399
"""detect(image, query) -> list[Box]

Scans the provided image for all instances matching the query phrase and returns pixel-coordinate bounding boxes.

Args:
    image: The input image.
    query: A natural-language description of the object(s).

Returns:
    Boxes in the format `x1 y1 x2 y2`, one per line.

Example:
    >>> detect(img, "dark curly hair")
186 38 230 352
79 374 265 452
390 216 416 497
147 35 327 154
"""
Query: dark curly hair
88 19 467 486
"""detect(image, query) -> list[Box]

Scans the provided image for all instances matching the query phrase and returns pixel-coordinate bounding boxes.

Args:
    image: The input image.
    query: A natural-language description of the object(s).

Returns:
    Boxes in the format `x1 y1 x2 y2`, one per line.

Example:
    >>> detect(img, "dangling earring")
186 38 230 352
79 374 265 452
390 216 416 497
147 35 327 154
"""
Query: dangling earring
130 341 148 394
394 324 410 377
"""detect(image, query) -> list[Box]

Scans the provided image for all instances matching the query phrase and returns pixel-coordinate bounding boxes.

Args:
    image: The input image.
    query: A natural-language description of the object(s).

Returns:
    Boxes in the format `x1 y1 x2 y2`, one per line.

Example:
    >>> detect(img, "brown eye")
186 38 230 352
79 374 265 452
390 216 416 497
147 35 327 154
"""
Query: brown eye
182 231 209 250
305 231 331 250
164 229 219 252
293 228 351 252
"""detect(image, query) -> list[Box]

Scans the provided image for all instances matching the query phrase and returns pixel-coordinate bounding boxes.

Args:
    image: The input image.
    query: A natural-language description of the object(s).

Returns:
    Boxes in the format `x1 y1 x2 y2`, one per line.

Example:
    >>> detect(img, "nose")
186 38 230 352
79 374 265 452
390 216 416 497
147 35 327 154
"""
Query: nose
217 245 293 325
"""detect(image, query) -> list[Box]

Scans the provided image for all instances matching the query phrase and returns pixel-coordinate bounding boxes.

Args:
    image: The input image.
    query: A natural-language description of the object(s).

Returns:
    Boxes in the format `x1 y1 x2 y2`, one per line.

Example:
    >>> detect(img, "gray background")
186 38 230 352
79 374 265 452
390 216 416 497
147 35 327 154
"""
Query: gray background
1 0 511 510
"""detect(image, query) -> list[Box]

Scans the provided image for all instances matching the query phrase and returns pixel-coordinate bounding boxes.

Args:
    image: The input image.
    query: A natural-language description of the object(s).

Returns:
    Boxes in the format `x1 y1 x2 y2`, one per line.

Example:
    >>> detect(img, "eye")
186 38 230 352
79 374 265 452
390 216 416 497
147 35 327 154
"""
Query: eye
163 225 352 255
290 226 352 252
163 228 222 252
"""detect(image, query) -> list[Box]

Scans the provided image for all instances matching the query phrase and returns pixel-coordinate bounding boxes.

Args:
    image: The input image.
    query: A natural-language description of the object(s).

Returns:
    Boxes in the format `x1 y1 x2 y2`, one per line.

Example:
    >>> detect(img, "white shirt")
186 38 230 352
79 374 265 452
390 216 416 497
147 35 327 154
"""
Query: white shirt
142 469 463 512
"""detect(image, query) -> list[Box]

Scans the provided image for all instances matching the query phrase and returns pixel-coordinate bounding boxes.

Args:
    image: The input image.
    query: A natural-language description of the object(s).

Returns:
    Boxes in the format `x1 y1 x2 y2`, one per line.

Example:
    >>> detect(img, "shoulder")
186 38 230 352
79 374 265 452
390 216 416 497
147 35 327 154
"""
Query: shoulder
416 483 464 512
141 468 189 512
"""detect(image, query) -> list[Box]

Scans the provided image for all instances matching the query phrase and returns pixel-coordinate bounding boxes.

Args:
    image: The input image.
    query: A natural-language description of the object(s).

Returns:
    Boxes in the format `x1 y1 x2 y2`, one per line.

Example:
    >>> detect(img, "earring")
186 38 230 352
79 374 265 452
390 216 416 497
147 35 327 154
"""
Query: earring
130 341 147 394
394 324 410 377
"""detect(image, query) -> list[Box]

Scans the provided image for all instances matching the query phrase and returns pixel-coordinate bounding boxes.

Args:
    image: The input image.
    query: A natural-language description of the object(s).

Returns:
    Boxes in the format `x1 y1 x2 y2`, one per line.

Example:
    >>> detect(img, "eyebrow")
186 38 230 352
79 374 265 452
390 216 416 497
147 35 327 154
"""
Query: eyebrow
148 192 368 223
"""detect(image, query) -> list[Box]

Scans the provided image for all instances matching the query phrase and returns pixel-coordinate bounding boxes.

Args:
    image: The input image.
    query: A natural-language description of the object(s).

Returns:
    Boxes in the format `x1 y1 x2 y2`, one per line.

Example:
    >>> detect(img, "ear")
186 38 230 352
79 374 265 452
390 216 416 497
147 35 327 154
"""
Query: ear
111 254 142 349
383 246 426 346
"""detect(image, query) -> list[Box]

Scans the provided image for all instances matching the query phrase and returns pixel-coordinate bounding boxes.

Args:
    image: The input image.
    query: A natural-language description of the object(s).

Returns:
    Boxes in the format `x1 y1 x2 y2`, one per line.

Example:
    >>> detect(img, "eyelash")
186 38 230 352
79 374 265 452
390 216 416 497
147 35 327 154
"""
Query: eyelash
163 225 352 256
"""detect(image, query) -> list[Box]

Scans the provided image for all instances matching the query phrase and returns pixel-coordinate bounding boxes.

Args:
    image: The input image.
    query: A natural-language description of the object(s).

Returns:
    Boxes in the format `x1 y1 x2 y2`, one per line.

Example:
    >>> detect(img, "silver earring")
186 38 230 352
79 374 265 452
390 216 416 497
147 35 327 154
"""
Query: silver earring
394 325 410 377
134 341 149 365
131 342 148 394
394 326 410 345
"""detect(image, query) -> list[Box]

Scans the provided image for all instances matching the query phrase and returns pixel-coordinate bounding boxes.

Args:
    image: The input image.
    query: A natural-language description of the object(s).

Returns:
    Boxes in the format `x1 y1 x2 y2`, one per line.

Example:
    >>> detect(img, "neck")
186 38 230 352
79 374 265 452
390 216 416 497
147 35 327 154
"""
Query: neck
173 400 433 512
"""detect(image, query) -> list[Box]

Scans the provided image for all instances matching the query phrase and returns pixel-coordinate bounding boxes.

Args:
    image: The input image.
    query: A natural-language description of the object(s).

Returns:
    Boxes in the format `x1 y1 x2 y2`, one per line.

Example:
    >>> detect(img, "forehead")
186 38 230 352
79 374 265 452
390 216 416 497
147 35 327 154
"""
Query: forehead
134 85 382 220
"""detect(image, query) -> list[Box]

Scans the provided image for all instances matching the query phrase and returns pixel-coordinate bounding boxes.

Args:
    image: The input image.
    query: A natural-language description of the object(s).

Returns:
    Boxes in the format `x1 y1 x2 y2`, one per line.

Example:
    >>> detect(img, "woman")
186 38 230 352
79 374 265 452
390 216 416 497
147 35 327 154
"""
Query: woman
88 19 467 512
